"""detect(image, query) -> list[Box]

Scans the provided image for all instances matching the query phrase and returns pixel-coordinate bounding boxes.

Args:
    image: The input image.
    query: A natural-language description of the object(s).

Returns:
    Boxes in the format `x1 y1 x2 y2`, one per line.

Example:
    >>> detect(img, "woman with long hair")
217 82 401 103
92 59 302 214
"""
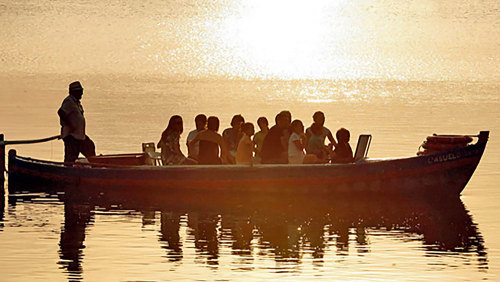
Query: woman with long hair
158 115 189 165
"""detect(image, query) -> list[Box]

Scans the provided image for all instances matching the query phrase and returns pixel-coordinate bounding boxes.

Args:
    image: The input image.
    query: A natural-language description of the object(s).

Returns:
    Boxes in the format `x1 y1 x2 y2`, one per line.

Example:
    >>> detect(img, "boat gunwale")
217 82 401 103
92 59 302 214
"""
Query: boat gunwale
12 153 372 170
9 138 486 172
6 132 489 197
9 142 481 171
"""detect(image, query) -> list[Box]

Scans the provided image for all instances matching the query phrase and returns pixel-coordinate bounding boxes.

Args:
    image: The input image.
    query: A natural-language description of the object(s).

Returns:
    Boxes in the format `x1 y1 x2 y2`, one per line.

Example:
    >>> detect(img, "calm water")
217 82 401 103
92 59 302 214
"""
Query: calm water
1 78 500 281
1 0 500 280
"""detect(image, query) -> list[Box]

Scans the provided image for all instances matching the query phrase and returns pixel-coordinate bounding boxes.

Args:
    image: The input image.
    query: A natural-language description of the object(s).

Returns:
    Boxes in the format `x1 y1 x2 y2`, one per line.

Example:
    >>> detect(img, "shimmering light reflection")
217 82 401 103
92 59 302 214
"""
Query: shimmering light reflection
209 0 500 80
215 0 361 79
0 0 498 80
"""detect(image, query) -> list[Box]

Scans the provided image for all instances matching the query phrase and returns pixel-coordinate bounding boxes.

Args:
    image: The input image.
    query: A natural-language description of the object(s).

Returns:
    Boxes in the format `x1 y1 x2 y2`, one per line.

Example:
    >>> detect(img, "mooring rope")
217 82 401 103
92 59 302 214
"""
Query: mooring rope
2 135 61 145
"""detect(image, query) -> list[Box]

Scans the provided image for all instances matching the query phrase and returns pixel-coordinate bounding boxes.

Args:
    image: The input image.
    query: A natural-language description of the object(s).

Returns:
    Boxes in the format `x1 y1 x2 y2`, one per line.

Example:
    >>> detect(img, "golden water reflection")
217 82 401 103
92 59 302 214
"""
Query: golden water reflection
52 192 487 280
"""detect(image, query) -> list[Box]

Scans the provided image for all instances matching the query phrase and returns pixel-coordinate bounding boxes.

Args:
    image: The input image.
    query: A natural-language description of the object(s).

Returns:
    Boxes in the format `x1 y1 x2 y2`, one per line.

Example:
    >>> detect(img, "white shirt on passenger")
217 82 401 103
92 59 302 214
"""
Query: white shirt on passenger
187 129 200 158
288 132 305 164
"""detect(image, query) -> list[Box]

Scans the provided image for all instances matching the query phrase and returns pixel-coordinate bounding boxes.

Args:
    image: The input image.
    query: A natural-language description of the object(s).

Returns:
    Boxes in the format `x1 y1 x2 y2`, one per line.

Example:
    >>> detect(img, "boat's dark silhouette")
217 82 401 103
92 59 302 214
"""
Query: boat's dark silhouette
6 131 489 198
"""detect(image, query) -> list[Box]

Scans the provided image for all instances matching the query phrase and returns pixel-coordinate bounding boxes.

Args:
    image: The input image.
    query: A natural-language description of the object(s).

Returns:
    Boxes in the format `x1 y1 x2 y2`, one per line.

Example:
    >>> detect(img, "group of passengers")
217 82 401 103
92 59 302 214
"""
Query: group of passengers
156 111 354 166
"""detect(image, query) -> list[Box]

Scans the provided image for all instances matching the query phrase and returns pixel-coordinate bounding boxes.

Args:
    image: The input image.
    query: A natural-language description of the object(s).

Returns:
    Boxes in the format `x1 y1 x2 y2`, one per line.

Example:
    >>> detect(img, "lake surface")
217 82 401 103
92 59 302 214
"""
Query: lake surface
1 0 500 280
1 78 499 281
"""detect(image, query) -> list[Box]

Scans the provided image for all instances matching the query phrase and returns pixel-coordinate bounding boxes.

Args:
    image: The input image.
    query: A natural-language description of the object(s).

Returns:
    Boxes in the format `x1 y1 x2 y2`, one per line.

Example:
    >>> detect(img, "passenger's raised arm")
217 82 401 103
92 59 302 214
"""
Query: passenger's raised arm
327 131 338 148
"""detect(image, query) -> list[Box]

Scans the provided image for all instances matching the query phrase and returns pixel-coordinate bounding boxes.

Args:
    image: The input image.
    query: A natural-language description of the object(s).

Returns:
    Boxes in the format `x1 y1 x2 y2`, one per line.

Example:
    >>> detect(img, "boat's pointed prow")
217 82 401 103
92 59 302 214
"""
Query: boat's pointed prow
479 131 490 143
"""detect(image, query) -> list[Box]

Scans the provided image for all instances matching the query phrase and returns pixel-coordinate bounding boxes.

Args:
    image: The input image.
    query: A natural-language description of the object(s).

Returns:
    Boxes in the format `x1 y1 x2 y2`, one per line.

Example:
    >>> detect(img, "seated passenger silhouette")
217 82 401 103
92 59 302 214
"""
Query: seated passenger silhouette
260 112 290 164
307 123 331 161
222 114 245 163
186 114 207 161
190 116 232 164
158 115 192 165
305 111 337 148
253 117 269 163
288 120 306 164
331 128 354 163
236 122 255 165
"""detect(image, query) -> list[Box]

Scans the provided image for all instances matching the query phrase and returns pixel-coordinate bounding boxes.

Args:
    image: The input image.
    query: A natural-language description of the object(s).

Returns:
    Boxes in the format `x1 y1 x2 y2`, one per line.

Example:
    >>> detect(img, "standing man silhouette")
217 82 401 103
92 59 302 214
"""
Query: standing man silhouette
58 81 96 162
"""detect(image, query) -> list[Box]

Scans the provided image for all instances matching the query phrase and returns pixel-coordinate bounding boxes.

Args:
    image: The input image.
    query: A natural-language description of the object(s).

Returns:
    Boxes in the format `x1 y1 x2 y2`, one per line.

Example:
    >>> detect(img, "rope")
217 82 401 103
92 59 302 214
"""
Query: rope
3 135 61 145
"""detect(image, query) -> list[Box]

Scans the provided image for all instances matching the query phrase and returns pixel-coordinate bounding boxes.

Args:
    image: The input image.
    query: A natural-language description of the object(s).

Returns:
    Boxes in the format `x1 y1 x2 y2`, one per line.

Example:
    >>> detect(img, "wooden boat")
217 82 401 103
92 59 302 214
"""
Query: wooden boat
7 131 489 198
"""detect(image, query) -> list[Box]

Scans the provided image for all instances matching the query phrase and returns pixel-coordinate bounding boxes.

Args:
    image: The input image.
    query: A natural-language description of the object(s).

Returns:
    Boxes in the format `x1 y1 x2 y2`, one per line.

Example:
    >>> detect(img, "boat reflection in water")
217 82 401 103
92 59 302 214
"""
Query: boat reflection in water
6 183 487 279
59 201 93 280
0 186 4 232
47 184 488 278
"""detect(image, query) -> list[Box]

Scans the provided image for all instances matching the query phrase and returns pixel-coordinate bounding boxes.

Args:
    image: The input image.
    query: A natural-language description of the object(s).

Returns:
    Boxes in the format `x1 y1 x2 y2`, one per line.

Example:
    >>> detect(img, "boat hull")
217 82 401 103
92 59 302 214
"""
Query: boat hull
7 136 487 198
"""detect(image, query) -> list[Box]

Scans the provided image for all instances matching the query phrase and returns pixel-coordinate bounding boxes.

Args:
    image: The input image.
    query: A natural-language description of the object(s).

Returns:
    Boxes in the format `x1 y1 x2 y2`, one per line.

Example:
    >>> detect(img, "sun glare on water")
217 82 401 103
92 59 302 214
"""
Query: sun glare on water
1 0 496 80
213 0 359 79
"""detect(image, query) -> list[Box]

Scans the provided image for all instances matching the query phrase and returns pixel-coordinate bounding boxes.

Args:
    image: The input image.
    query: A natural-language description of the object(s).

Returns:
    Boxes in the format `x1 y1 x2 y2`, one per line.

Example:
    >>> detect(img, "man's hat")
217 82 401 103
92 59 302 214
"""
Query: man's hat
69 81 83 91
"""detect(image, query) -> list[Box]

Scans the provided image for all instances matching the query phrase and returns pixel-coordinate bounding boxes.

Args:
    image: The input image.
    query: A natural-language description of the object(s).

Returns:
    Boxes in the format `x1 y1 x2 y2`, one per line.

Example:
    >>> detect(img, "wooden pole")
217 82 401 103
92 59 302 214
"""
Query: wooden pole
0 134 60 182
0 134 5 184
